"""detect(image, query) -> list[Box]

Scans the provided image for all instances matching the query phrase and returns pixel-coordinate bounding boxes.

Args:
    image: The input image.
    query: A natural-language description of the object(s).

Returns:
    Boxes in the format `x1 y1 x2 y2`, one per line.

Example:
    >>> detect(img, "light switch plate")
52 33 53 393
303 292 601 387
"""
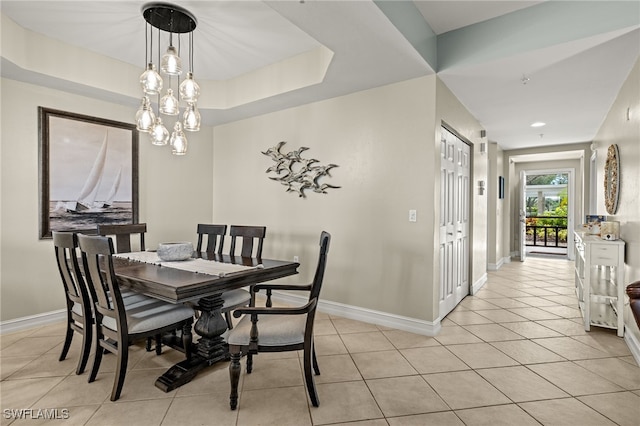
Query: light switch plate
409 209 417 222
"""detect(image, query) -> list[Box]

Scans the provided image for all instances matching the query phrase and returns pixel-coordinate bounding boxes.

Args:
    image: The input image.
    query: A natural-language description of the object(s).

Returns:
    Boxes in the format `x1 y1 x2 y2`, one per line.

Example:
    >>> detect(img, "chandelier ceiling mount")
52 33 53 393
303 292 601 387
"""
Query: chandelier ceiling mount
142 3 197 34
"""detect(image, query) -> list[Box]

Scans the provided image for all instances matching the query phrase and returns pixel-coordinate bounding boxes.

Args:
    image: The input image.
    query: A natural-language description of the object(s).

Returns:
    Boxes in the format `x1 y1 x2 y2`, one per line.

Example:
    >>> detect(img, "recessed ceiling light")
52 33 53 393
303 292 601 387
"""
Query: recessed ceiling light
531 122 546 128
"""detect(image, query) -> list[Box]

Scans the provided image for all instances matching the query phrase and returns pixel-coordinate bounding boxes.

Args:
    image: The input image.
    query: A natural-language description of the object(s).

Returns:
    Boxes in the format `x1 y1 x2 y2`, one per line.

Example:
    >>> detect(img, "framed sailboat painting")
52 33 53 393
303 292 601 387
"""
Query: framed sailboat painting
38 107 139 239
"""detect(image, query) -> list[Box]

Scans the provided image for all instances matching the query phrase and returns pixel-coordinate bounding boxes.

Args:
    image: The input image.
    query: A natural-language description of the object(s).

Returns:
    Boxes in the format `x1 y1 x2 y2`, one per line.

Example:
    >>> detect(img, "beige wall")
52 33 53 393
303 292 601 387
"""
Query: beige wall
488 142 506 267
213 76 438 321
0 78 214 321
435 79 488 298
592 57 640 341
212 75 487 323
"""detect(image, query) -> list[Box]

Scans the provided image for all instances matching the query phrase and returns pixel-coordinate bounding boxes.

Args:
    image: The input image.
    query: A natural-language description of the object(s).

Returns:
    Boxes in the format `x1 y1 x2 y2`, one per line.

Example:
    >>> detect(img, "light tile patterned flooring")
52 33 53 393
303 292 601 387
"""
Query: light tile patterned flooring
2 256 640 425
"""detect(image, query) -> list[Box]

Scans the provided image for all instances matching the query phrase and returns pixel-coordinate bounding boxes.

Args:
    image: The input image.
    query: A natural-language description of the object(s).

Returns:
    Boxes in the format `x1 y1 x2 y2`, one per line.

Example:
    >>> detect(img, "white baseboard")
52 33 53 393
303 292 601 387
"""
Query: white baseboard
487 256 511 271
471 273 488 295
624 326 640 366
487 259 503 271
272 292 442 337
0 309 66 335
1 298 443 337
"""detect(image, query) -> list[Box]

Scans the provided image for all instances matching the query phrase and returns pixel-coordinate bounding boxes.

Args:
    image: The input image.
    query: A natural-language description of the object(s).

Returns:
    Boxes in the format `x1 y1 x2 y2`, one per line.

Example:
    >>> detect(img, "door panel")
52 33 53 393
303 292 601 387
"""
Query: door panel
439 127 471 319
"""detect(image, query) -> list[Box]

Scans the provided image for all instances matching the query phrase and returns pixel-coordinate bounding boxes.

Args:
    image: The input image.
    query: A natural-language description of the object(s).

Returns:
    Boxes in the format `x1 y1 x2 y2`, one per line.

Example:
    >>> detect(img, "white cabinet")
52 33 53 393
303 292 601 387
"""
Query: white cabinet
574 231 625 336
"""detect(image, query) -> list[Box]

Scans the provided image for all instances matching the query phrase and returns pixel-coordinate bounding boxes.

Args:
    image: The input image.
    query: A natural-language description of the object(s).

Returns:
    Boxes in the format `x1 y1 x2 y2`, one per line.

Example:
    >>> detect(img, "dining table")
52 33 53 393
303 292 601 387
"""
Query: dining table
110 250 299 392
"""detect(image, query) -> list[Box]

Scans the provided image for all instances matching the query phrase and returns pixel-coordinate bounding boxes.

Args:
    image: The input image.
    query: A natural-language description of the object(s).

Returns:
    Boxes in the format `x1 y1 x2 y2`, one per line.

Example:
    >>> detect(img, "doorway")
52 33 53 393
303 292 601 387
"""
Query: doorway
519 168 575 260
439 125 471 319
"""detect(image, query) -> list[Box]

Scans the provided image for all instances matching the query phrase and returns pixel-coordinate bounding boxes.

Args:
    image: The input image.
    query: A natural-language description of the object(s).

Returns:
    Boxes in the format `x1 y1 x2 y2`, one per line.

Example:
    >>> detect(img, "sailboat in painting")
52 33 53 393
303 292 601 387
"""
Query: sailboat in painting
101 166 122 208
66 131 121 212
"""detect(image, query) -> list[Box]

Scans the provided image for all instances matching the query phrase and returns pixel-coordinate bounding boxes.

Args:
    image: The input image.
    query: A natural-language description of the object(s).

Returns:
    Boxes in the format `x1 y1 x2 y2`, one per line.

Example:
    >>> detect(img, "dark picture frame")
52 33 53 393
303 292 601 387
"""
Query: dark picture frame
38 107 139 239
498 176 505 199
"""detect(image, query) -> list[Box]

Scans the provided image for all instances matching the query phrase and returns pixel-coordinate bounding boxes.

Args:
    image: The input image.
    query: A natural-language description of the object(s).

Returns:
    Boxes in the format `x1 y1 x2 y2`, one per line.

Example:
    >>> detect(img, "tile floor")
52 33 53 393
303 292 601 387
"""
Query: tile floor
2 256 640 425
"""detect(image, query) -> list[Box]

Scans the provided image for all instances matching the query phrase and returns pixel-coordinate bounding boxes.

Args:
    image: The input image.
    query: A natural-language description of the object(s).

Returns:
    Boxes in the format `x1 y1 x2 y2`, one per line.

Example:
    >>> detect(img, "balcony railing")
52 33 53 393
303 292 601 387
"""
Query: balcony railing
525 216 568 248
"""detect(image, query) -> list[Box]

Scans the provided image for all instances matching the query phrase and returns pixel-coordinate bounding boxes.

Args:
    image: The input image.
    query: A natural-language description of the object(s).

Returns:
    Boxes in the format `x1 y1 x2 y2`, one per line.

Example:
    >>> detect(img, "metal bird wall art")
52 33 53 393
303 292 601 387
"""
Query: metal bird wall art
262 141 341 198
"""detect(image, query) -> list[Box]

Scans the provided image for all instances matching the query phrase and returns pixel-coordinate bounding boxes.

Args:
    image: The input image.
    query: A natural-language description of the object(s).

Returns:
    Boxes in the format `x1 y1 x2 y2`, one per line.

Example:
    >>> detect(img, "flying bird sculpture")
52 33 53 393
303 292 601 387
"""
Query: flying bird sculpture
262 141 341 198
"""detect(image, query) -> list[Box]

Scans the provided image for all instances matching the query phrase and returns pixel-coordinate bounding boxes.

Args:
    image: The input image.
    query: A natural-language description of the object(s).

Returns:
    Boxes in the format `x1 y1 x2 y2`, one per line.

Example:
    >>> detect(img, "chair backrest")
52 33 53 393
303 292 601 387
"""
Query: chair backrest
52 231 92 313
97 223 147 253
77 234 127 335
303 231 331 341
229 225 266 258
196 224 227 254
309 231 331 304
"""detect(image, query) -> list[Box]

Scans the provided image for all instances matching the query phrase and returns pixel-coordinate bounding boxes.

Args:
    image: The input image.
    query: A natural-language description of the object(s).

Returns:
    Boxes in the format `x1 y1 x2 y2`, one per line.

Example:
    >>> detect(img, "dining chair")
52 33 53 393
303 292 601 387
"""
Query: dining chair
97 222 159 351
52 231 93 375
221 225 267 329
228 231 331 410
77 233 194 401
194 224 228 322
96 223 147 253
196 223 227 254
229 225 266 258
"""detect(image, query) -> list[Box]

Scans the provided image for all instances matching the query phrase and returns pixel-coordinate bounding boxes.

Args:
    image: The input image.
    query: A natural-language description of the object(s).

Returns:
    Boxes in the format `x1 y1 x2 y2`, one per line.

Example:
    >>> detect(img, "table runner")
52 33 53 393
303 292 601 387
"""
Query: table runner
113 251 263 277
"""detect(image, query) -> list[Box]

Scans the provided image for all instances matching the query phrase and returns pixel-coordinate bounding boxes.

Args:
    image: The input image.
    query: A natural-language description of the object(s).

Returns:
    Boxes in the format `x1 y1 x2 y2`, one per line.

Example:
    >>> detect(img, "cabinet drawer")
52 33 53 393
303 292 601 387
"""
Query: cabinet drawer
589 245 619 266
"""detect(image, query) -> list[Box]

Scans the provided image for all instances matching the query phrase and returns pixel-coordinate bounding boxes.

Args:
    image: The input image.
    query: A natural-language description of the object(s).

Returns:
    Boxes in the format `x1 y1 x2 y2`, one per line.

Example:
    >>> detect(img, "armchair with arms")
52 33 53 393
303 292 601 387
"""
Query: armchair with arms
227 231 331 410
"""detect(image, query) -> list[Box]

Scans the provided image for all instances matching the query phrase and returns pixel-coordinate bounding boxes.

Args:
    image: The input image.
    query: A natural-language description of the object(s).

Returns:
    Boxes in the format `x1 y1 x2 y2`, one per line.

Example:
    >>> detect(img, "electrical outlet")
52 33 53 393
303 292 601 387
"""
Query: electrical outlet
293 256 299 263
409 209 417 222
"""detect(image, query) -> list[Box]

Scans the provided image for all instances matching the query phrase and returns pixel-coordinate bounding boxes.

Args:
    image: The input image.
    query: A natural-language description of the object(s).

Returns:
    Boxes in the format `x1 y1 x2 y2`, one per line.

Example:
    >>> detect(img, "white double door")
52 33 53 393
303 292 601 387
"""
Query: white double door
439 127 471 319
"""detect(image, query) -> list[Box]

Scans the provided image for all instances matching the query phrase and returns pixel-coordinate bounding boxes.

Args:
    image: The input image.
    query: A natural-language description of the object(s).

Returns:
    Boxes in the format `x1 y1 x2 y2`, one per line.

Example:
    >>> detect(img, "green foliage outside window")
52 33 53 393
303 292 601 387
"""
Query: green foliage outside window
525 184 569 245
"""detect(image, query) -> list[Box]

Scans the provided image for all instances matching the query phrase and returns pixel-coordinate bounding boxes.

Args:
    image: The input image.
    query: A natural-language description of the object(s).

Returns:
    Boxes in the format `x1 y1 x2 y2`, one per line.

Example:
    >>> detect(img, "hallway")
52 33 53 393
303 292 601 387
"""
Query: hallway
1 256 639 425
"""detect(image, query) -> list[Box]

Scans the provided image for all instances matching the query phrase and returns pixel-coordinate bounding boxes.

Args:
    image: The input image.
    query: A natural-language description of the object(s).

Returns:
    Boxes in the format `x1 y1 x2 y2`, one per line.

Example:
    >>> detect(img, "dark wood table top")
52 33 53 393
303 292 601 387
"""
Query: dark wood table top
113 252 299 303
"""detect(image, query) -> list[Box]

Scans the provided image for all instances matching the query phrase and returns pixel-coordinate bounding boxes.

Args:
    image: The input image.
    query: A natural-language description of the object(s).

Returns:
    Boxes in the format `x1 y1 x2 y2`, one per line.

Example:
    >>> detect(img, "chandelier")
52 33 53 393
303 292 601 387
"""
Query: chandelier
135 2 201 155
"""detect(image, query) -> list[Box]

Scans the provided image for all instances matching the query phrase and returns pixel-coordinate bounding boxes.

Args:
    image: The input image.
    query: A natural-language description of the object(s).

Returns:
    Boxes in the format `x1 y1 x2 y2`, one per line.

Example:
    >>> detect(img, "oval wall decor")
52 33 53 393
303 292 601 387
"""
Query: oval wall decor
604 144 620 215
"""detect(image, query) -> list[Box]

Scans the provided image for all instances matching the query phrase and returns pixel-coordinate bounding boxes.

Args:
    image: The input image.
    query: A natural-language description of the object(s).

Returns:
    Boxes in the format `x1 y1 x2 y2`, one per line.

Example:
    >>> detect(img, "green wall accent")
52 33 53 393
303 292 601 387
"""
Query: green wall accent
438 1 640 71
374 0 437 72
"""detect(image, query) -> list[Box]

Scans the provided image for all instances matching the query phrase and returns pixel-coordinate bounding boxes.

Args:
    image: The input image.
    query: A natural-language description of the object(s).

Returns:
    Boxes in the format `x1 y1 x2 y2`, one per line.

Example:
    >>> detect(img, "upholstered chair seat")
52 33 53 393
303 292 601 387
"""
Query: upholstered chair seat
101 298 194 334
227 314 307 347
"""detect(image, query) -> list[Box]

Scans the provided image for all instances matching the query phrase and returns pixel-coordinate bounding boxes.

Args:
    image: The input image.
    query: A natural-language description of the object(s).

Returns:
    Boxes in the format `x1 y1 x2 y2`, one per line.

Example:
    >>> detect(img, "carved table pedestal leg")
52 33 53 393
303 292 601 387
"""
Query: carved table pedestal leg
155 293 229 392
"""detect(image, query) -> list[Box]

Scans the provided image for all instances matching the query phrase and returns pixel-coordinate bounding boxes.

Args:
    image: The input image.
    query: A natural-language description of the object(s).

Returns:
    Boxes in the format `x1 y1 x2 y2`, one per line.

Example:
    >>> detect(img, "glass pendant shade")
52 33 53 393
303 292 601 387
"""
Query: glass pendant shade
161 46 182 75
170 121 188 155
150 117 169 145
159 88 179 115
139 63 163 95
183 103 201 131
135 97 155 132
179 72 200 103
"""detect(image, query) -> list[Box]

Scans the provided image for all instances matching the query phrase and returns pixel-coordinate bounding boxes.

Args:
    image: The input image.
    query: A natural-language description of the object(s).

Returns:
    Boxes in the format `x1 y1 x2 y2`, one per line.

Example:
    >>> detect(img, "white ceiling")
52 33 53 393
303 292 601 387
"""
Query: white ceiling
2 1 639 151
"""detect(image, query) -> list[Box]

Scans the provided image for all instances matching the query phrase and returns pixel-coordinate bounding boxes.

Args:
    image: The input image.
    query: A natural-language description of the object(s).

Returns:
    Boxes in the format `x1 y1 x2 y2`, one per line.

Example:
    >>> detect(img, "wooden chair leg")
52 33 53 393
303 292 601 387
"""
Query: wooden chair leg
225 311 234 329
303 346 319 407
111 338 129 401
155 334 162 355
229 349 242 410
312 344 320 376
59 324 74 362
145 337 153 352
76 325 92 375
246 353 253 374
88 341 104 383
